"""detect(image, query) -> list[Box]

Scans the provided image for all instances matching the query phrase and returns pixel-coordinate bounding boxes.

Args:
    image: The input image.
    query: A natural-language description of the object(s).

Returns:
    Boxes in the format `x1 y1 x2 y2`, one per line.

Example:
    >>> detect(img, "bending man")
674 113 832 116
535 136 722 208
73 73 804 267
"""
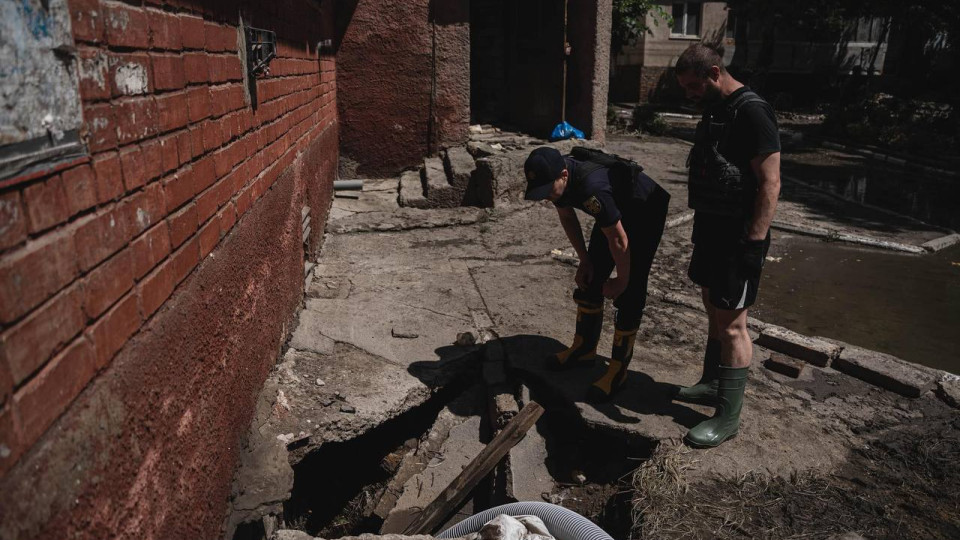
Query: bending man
523 146 669 402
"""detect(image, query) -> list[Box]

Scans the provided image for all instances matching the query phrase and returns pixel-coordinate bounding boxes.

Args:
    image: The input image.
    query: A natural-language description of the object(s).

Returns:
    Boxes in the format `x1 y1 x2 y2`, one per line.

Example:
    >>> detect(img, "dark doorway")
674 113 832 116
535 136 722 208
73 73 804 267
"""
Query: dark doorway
470 0 564 137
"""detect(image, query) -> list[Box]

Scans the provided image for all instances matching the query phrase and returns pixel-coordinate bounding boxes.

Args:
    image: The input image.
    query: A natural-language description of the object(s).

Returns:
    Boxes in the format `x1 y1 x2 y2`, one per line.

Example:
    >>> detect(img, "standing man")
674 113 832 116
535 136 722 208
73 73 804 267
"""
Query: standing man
523 146 670 403
672 44 781 448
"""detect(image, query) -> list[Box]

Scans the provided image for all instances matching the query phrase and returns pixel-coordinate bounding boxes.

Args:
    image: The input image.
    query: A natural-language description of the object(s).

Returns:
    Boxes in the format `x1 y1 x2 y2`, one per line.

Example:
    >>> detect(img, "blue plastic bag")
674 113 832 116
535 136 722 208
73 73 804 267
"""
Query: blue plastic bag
550 121 585 141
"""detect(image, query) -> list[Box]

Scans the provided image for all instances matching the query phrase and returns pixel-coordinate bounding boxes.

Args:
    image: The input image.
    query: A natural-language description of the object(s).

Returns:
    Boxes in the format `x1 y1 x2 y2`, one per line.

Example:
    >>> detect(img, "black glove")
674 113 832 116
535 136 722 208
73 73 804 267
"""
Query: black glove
738 239 766 279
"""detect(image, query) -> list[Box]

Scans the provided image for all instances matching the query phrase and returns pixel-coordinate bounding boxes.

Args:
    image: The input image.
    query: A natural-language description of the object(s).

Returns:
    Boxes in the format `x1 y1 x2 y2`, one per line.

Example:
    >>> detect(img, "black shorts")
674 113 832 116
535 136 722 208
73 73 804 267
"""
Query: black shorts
688 217 770 311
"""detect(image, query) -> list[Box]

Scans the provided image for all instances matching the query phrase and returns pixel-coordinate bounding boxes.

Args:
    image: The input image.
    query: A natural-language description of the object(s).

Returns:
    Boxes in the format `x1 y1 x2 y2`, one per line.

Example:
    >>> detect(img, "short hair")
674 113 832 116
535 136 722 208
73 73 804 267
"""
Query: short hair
675 43 726 78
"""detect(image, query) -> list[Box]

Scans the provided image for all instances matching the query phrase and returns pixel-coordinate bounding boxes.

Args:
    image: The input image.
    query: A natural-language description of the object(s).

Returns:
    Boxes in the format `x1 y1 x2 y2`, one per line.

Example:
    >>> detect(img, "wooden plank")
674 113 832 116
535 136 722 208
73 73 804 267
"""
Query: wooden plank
401 401 545 535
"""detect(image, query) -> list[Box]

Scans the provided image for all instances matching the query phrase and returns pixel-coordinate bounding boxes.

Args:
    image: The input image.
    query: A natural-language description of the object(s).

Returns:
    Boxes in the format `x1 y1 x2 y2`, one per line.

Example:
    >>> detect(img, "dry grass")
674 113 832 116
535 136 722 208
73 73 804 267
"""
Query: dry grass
630 441 886 540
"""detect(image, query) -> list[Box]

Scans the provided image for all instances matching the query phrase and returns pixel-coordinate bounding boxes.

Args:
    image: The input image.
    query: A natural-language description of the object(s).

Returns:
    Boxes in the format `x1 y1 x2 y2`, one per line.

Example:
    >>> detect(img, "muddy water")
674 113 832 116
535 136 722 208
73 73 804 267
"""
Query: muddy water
753 234 960 374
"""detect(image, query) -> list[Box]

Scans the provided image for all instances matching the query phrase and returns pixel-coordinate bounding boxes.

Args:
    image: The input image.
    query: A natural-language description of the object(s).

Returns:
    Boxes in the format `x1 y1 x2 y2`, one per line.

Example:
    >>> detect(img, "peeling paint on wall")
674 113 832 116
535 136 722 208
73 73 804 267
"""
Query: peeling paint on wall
115 64 148 95
0 0 83 146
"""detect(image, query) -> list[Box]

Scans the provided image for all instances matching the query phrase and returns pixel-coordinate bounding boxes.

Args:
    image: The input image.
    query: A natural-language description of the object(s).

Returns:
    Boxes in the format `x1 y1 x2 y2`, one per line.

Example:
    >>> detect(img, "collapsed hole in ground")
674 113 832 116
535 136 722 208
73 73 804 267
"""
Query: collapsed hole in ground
281 378 474 538
521 382 657 538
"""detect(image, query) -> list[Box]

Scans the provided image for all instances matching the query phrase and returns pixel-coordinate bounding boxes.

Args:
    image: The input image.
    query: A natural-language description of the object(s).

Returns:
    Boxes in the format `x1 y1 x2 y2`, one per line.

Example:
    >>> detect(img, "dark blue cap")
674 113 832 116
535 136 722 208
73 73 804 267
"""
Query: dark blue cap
524 147 566 201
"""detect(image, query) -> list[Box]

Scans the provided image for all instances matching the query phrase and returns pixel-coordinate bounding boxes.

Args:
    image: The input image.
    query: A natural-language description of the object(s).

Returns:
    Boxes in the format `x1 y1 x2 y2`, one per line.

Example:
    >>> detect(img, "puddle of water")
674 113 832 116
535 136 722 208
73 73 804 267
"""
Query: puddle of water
754 234 960 374
791 163 960 230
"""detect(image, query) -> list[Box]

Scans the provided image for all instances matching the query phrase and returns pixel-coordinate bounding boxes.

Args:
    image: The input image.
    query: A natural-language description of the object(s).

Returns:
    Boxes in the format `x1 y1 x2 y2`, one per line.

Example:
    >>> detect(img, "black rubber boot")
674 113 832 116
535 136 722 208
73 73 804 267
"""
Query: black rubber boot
674 338 721 404
684 366 749 448
586 325 638 402
546 297 603 370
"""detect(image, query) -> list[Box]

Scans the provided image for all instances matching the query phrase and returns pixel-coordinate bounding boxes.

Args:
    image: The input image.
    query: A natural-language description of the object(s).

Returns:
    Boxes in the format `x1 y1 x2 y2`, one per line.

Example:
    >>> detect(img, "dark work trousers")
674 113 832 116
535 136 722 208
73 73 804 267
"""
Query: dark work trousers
581 186 670 330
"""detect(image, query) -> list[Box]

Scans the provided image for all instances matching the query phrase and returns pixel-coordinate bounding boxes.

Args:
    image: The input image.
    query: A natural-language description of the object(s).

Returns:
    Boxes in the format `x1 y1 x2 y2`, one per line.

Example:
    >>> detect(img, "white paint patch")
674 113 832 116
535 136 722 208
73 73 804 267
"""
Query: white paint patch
79 51 108 90
176 408 194 437
136 207 150 229
115 63 148 95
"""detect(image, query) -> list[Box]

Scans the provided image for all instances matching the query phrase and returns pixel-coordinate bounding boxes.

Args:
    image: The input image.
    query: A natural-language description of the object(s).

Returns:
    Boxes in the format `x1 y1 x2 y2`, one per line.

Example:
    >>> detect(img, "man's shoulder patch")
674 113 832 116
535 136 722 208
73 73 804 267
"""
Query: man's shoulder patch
583 195 602 216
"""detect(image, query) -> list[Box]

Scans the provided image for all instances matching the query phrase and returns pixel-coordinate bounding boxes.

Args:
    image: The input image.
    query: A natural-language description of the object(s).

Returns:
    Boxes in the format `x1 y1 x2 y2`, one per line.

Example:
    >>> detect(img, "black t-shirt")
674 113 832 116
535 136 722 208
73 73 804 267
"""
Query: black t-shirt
694 87 780 241
553 158 622 228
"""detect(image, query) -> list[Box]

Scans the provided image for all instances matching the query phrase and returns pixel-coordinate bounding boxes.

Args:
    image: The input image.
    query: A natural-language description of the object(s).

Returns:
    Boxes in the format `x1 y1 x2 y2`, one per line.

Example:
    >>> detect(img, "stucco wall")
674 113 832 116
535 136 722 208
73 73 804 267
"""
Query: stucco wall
643 1 732 68
337 0 470 178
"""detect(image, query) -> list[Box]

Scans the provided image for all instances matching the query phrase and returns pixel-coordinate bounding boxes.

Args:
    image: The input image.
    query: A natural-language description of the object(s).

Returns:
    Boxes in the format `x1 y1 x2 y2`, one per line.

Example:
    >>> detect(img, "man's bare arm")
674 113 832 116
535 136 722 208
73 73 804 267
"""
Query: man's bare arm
557 207 588 259
747 152 781 240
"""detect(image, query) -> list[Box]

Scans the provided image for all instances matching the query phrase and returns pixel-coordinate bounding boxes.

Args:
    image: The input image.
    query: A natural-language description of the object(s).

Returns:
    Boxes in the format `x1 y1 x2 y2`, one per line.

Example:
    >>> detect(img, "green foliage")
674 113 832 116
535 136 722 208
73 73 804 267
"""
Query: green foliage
822 93 957 159
631 106 668 136
611 0 671 55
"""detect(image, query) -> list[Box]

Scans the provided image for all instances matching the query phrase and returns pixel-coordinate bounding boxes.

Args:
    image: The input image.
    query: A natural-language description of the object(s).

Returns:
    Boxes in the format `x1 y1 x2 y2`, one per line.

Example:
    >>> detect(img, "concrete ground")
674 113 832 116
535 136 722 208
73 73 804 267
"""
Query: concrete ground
236 134 960 539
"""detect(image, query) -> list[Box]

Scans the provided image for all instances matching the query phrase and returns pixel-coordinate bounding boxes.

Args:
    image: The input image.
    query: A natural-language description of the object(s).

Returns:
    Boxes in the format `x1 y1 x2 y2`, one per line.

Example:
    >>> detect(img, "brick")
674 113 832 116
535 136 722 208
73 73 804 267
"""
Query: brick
61 165 99 216
91 151 125 203
157 135 180 174
0 230 78 324
15 337 97 450
202 120 222 153
0 285 84 385
119 146 147 191
179 15 206 49
169 236 199 286
197 215 220 258
138 258 175 318
195 184 220 224
204 22 237 52
208 55 243 83
150 54 186 91
186 87 212 123
23 176 68 233
130 222 170 280
176 130 195 163
217 202 236 237
104 3 150 49
149 9 182 50
73 206 132 272
189 127 205 159
115 98 159 145
763 354 805 378
833 345 938 398
192 155 217 193
183 53 209 84
163 168 197 212
139 140 164 183
108 53 152 97
83 249 134 320
756 326 842 367
210 84 245 117
167 204 198 248
156 92 190 133
69 0 105 43
87 292 141 369
124 182 166 236
77 48 111 101
0 192 27 252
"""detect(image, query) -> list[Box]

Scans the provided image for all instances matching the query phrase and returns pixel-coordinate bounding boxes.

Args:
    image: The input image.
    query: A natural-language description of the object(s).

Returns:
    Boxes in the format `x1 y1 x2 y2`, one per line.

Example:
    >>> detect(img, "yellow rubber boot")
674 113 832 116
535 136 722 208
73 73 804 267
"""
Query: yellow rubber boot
546 298 603 370
586 326 638 402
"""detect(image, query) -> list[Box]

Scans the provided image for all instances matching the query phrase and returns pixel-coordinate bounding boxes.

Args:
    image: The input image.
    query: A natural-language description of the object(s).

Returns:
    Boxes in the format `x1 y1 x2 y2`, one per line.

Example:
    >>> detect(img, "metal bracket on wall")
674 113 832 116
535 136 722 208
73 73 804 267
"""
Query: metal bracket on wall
245 26 277 78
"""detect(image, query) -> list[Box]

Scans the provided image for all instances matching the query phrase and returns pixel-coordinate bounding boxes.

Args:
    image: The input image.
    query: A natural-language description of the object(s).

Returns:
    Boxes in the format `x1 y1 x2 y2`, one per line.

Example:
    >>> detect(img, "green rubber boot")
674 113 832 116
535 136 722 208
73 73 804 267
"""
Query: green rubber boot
546 297 603 370
586 326 638 403
684 366 749 448
674 338 721 405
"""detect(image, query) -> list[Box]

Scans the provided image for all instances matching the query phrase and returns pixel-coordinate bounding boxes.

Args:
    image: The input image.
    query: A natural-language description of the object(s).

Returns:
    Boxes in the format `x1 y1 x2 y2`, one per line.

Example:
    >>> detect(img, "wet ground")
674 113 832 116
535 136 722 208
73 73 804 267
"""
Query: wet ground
756 234 960 374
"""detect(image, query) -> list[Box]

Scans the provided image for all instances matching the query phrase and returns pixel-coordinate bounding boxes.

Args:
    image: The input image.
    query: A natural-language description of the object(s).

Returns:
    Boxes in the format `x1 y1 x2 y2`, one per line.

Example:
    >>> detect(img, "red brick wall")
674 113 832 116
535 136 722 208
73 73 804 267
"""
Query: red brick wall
0 1 336 538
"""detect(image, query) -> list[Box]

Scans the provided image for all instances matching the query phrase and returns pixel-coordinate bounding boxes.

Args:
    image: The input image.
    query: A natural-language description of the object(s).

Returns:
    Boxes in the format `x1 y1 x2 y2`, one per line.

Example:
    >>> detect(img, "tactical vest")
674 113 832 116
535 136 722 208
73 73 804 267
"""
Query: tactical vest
687 90 765 217
569 146 657 202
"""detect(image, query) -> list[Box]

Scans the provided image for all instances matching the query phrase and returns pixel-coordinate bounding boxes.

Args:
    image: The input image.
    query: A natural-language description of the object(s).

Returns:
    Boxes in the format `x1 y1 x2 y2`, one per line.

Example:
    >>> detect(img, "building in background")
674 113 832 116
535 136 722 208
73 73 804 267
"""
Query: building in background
610 1 890 105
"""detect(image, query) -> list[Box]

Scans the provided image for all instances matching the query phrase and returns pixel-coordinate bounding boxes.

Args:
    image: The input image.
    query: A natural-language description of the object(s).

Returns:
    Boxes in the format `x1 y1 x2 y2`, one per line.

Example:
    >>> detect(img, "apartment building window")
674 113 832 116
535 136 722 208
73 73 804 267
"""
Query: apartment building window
672 3 701 38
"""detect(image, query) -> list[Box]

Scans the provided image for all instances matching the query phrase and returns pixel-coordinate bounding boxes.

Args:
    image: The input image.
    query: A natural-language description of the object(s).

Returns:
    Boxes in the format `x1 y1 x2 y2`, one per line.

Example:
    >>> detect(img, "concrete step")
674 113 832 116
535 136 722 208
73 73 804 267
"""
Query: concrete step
421 156 459 208
398 170 428 208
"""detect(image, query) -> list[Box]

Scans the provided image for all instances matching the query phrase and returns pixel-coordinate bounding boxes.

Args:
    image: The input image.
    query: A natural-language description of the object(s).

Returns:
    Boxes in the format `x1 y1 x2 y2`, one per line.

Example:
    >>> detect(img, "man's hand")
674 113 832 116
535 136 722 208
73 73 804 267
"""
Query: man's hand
602 275 628 299
575 259 594 290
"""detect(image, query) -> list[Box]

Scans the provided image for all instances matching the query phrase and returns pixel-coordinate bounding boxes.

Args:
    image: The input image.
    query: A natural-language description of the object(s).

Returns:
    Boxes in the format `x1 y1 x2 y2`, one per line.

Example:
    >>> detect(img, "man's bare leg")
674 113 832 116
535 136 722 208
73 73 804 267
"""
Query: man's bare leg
675 288 724 404
684 304 751 447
